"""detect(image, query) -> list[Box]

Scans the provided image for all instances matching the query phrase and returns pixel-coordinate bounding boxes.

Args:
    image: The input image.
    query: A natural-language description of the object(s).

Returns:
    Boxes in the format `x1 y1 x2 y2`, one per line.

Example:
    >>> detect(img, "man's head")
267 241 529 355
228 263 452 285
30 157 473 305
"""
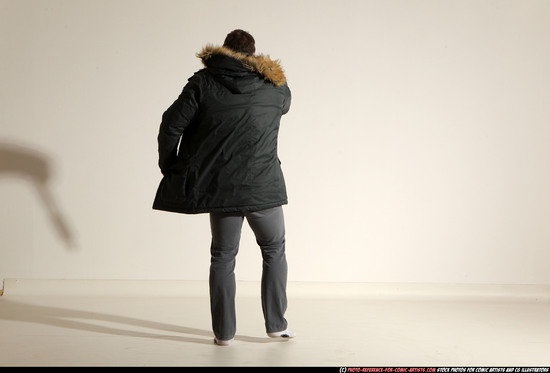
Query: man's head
223 29 255 56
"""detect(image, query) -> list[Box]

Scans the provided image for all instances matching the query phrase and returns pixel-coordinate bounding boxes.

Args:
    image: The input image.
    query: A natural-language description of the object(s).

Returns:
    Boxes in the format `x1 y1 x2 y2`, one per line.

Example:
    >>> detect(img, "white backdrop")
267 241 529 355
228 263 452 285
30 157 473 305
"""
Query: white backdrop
1 0 549 288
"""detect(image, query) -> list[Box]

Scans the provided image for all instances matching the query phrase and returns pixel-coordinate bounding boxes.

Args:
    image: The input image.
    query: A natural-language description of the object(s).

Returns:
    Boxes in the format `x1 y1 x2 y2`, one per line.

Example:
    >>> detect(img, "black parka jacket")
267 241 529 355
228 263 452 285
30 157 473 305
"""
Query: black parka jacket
153 45 291 214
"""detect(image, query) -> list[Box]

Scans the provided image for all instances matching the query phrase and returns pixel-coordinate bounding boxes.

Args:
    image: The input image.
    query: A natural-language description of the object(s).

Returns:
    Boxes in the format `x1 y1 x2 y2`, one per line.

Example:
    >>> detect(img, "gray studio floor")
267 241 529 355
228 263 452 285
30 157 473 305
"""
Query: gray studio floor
0 280 549 367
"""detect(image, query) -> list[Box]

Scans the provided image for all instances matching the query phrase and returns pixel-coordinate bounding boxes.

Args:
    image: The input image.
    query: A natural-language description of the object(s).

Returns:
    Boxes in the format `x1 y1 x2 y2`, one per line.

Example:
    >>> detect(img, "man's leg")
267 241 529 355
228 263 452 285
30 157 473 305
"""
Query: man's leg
209 212 244 341
245 206 289 334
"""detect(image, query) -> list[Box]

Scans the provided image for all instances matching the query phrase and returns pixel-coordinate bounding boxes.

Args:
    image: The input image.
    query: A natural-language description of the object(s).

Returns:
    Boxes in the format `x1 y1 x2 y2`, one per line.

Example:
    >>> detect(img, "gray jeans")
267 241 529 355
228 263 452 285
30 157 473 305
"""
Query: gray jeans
209 206 288 340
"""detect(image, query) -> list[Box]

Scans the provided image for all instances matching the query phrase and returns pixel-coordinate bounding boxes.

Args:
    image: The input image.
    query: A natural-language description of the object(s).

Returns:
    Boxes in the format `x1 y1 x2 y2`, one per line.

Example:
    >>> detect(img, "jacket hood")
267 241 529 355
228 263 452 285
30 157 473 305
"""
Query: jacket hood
197 45 287 87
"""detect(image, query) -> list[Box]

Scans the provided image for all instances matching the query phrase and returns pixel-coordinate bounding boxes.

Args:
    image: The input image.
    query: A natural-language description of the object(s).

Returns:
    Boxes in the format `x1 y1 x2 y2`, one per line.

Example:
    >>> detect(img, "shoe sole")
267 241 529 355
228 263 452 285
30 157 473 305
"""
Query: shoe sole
267 331 296 338
214 338 233 346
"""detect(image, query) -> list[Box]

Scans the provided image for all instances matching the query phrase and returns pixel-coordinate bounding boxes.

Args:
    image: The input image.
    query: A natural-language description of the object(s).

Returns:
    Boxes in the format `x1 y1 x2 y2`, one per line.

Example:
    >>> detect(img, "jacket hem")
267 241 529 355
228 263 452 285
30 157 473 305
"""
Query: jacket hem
152 200 288 215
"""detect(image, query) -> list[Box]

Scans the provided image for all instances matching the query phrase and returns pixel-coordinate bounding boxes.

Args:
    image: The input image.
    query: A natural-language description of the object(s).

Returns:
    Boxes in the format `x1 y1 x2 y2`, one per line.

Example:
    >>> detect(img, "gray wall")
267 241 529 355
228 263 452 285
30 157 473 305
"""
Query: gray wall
1 0 549 286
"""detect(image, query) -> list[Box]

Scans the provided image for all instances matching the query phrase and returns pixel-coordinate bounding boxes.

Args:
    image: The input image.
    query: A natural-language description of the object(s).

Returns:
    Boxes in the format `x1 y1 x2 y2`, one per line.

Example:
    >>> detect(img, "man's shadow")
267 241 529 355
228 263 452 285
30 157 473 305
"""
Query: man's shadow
0 141 75 249
0 298 284 345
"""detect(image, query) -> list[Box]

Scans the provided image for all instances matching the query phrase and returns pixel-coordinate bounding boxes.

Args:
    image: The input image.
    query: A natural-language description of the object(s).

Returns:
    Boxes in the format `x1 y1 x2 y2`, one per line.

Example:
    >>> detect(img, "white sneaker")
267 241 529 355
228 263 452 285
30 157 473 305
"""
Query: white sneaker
267 329 296 338
214 337 234 346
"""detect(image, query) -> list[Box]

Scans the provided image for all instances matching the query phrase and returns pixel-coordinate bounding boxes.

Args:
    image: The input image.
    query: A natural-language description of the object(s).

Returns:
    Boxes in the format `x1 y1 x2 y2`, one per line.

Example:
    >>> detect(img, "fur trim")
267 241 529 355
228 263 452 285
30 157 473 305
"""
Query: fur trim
197 45 287 87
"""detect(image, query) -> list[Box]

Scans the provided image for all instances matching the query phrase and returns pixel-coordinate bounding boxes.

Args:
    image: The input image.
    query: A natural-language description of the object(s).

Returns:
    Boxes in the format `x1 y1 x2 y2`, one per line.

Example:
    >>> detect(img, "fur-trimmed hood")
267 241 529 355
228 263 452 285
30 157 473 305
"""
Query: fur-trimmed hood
196 45 287 87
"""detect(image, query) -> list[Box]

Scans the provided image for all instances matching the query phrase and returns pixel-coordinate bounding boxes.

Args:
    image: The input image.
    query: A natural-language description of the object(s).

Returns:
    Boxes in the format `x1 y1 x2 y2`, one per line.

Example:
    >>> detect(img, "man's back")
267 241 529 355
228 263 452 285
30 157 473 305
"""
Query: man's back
153 45 291 214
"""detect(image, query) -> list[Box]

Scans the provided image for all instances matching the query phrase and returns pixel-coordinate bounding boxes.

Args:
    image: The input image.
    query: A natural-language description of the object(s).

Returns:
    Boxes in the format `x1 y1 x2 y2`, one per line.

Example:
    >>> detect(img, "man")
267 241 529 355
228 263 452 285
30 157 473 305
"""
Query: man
153 30 294 346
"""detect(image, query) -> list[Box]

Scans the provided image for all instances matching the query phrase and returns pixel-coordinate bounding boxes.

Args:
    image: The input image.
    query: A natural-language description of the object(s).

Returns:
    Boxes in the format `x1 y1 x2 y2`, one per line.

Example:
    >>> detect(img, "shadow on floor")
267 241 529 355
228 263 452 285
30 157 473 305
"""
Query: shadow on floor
0 298 286 345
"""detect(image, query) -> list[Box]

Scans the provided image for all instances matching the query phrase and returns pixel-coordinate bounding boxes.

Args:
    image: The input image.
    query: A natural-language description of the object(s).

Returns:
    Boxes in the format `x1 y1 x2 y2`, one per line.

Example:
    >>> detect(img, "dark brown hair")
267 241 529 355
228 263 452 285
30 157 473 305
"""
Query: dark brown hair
223 29 255 55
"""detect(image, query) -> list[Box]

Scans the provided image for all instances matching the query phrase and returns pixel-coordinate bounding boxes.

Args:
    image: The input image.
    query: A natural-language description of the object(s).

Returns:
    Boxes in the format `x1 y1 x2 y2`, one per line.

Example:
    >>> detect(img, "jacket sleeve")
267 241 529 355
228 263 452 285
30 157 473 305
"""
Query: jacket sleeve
157 74 201 174
281 84 291 115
